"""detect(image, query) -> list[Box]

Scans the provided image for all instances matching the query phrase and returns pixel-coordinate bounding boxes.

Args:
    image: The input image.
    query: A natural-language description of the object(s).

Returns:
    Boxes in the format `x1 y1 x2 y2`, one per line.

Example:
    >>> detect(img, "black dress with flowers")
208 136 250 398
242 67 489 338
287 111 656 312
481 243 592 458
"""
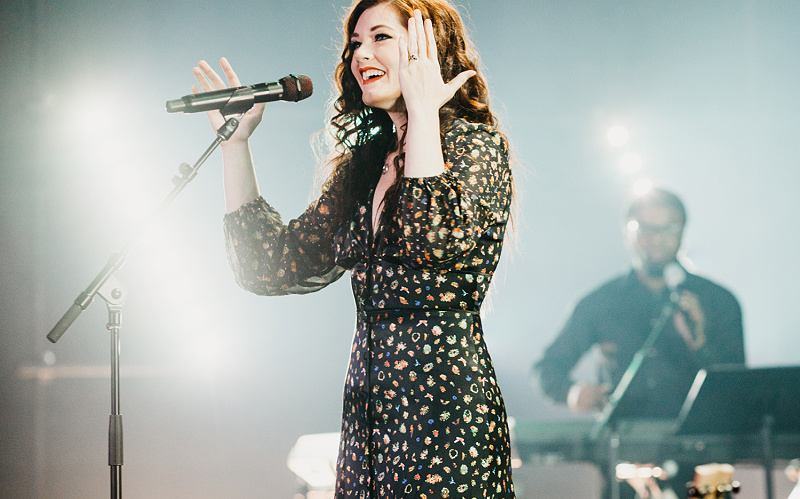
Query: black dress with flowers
223 120 515 498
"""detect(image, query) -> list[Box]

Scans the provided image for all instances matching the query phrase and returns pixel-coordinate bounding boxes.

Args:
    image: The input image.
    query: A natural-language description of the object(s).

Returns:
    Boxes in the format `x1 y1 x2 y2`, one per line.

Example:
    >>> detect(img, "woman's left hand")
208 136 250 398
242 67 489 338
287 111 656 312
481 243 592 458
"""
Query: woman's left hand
398 9 475 117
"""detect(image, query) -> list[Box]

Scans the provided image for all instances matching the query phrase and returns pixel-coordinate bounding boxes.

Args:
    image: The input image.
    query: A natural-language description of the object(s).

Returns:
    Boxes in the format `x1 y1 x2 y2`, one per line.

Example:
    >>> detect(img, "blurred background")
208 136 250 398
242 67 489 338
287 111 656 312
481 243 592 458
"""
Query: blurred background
1 0 798 497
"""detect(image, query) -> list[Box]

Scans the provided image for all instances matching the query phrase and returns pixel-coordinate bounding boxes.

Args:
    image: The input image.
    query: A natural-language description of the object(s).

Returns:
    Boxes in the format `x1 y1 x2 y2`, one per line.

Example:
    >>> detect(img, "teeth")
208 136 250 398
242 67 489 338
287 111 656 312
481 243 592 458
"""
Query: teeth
362 69 385 81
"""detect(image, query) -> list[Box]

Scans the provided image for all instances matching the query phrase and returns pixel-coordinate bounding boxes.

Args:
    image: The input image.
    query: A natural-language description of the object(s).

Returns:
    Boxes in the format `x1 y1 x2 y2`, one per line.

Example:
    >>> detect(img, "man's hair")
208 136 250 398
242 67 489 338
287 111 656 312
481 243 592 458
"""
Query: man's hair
626 188 687 226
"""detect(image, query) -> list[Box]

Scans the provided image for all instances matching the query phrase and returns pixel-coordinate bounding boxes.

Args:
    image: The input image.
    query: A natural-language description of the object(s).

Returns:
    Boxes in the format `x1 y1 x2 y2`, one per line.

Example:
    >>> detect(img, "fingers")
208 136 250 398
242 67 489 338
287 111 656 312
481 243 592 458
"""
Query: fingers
435 70 475 107
407 13 419 60
423 17 436 60
198 60 225 89
413 10 424 59
220 57 242 88
402 10 476 109
194 58 240 92
398 34 409 69
193 64 215 92
448 70 476 91
678 291 702 315
408 10 435 62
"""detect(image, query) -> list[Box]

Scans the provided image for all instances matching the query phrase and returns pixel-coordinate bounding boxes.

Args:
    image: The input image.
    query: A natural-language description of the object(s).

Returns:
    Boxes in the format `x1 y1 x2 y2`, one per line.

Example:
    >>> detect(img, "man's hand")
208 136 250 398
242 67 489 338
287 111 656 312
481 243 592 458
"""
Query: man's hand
674 290 706 350
567 382 611 412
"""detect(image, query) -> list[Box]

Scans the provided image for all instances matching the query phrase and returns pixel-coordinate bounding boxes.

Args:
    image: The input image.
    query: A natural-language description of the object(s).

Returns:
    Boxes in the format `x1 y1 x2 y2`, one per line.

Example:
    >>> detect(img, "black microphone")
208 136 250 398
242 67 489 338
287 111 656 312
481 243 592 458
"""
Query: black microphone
166 74 313 115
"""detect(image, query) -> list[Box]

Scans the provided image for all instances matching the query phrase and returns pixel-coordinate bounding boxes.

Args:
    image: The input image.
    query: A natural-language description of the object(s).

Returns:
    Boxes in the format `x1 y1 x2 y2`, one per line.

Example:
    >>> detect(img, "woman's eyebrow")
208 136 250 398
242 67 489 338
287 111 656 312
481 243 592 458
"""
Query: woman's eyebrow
351 24 394 40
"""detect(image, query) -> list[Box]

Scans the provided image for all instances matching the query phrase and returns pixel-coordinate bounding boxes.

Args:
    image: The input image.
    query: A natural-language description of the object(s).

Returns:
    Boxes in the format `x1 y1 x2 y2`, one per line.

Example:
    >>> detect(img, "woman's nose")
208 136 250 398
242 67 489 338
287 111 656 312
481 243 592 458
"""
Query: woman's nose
354 44 371 61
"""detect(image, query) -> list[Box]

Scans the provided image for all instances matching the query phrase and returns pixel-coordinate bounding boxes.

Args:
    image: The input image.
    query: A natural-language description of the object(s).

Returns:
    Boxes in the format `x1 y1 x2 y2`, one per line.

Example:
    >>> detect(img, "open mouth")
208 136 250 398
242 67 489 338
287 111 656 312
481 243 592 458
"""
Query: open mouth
360 67 386 84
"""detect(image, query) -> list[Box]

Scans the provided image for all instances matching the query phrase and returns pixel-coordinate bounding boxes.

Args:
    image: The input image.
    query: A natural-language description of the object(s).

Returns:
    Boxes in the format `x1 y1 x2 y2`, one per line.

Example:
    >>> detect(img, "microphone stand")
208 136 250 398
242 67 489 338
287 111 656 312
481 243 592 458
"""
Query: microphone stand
45 117 241 499
590 289 680 499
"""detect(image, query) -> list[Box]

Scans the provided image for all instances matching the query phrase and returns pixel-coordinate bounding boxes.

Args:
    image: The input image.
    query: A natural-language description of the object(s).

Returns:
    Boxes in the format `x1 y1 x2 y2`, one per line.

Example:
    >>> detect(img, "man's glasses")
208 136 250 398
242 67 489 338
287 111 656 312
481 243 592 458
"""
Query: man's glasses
626 220 683 237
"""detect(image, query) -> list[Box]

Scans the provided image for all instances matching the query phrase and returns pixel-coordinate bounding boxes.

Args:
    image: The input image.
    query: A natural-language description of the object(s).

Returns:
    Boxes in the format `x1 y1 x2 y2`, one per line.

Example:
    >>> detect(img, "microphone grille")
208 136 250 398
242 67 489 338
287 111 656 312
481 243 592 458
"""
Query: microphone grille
280 74 313 102
663 262 686 290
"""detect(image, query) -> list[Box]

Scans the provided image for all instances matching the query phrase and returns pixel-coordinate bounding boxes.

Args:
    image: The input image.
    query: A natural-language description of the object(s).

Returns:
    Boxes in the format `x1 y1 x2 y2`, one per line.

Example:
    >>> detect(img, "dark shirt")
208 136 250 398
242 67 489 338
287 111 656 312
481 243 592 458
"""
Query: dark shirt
535 268 745 419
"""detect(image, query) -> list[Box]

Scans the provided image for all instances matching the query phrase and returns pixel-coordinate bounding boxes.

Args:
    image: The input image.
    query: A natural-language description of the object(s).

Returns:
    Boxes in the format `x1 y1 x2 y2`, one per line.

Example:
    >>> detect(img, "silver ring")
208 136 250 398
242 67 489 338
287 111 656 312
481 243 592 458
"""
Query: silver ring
409 53 419 61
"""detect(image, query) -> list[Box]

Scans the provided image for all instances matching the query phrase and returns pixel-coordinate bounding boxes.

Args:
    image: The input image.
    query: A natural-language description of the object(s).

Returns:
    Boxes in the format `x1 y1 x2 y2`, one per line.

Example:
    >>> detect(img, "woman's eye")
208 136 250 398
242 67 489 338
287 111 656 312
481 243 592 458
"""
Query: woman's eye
350 41 361 50
375 33 391 41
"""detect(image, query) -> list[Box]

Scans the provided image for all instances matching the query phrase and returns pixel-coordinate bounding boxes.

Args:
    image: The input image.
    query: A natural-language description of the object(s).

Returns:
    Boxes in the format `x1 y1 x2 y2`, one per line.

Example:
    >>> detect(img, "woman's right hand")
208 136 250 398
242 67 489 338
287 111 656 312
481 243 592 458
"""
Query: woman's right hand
192 57 266 144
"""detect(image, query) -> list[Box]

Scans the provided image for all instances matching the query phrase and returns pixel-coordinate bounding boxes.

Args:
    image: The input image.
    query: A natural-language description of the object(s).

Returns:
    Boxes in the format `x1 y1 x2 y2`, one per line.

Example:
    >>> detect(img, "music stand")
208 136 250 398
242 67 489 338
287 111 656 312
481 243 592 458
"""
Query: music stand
675 365 800 499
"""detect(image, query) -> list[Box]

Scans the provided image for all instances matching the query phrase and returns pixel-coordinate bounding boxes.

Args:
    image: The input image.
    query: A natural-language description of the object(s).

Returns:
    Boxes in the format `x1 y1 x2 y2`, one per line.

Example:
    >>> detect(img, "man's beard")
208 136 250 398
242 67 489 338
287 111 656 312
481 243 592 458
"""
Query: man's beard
641 259 677 279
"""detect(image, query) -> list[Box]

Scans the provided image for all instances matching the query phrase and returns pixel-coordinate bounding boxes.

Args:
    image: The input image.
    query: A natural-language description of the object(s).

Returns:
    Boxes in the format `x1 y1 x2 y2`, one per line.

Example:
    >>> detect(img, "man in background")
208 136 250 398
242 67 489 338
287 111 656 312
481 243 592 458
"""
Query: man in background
533 188 745 498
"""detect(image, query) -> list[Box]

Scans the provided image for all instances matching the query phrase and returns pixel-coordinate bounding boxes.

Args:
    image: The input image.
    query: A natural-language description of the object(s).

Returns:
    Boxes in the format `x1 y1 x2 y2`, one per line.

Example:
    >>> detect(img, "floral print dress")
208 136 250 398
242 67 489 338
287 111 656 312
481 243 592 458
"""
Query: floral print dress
223 120 515 498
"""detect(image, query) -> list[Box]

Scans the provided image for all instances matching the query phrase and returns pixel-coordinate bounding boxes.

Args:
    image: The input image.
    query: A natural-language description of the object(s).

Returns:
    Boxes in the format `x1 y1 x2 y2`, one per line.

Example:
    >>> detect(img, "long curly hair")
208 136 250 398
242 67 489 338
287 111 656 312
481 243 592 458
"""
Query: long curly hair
323 0 502 239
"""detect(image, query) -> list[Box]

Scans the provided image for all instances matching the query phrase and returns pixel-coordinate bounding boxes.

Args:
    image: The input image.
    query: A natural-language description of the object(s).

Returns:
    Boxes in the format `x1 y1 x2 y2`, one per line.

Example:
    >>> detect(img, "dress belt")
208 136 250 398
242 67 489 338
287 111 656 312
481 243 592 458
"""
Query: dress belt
358 305 481 316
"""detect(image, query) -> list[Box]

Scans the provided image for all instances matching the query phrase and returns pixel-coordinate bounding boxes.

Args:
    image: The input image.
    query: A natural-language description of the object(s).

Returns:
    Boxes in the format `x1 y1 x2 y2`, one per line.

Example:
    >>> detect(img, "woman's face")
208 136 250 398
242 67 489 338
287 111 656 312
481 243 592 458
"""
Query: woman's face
349 3 408 112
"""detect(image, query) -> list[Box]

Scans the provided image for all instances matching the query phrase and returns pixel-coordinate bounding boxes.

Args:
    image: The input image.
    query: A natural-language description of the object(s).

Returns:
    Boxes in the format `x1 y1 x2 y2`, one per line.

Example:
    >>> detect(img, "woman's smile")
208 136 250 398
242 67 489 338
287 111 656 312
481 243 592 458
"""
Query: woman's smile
359 66 386 84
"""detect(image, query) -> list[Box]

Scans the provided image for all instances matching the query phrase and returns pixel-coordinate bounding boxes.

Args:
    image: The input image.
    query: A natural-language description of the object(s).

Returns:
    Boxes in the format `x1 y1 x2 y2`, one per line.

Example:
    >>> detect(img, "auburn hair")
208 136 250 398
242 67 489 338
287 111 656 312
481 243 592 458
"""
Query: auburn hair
323 0 501 239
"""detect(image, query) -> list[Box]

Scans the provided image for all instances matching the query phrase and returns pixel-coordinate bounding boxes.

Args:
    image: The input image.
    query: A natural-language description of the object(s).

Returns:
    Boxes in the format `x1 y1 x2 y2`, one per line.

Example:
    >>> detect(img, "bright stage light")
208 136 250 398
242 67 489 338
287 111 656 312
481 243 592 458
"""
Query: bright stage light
616 462 664 479
619 152 642 173
607 126 630 147
190 335 221 364
43 350 56 366
53 82 167 226
73 99 115 141
287 432 340 490
633 179 653 197
186 331 232 377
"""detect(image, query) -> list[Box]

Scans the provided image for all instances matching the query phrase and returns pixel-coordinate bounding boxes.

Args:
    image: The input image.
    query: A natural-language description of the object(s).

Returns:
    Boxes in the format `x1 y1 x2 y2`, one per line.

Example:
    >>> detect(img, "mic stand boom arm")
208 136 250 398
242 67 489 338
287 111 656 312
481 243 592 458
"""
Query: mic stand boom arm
591 293 679 438
46 117 240 343
590 292 680 499
44 117 241 499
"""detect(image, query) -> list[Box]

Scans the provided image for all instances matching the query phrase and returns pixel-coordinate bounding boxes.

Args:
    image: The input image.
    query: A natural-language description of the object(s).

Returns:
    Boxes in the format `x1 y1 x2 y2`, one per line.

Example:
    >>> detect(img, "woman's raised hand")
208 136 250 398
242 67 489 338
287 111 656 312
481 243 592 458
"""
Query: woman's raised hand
398 9 475 117
192 57 265 144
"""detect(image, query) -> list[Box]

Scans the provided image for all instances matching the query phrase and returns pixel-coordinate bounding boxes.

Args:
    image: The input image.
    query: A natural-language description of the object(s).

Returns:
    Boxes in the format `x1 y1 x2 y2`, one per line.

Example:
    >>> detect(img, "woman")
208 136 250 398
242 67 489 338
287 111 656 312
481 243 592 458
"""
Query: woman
192 0 515 496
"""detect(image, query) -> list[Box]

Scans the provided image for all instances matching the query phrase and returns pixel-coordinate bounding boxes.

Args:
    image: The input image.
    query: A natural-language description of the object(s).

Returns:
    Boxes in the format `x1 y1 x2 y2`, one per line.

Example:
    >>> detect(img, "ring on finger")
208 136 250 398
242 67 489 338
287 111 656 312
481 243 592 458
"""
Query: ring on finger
409 53 419 61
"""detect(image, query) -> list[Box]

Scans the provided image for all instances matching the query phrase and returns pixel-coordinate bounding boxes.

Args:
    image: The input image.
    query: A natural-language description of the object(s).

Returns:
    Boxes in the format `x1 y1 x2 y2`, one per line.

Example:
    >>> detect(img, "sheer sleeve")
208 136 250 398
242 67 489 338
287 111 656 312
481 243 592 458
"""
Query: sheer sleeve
392 121 511 269
223 194 345 296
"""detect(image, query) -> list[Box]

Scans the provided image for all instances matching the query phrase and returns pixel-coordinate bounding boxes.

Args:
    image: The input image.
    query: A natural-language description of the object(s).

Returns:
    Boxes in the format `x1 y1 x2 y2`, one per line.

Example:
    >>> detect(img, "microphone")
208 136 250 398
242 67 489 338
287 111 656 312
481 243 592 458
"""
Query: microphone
166 74 313 115
663 262 686 291
663 262 686 304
